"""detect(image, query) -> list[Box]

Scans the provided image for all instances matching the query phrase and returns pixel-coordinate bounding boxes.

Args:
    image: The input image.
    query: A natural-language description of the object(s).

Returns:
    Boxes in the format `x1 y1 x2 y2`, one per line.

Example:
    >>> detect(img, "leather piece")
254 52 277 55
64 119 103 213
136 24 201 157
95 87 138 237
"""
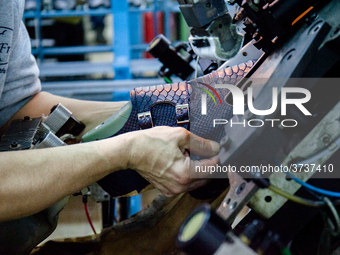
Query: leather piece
134 82 190 129
98 60 257 197
133 81 190 114
189 59 257 143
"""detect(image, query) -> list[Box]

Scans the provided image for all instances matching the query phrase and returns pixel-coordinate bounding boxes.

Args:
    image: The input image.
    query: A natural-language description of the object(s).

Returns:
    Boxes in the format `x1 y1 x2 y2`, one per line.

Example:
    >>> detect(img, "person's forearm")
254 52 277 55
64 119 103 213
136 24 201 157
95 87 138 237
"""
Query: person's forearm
1 91 127 138
0 135 130 222
0 92 221 223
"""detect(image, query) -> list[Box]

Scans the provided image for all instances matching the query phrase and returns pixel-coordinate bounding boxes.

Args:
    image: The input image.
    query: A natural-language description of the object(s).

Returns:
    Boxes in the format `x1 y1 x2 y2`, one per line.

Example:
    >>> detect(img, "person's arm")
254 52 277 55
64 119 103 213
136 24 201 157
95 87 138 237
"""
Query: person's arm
0 91 126 138
0 92 219 222
0 135 127 222
0 127 218 222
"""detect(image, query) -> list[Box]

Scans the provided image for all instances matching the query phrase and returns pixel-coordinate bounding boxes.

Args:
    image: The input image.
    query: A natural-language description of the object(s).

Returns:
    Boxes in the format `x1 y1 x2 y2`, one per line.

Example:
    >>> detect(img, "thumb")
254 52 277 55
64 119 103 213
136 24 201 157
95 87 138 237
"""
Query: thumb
182 133 220 157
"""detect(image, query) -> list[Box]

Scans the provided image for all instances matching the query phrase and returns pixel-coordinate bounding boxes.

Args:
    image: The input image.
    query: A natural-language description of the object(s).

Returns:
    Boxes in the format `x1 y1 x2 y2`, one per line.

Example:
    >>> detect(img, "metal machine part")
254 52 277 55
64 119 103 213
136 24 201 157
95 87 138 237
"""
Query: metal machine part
217 99 340 222
0 117 42 151
249 101 340 218
173 0 340 252
178 0 243 61
188 14 244 60
0 112 75 151
147 34 220 78
43 103 85 137
89 183 110 202
216 172 258 224
43 103 72 133
147 34 195 81
218 1 339 221
177 204 231 255
178 0 334 62
178 0 229 28
178 204 287 255
233 0 325 52
35 131 66 149
218 39 263 70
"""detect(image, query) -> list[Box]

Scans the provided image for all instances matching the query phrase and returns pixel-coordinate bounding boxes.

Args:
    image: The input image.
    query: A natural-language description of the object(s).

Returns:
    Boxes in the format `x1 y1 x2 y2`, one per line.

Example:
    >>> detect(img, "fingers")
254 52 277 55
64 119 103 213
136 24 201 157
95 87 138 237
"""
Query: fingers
177 130 220 157
187 179 211 190
152 182 175 197
132 127 221 197
157 156 218 197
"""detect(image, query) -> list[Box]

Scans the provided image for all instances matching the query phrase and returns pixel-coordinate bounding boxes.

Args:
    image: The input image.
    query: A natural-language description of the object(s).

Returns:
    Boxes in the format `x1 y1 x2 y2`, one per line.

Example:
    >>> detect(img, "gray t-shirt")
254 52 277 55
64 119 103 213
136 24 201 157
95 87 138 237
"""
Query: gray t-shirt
0 0 41 128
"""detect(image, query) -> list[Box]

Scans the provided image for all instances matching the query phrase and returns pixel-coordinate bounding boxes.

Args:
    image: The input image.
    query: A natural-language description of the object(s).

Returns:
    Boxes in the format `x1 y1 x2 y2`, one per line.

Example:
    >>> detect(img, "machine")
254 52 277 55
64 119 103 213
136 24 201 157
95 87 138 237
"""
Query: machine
174 0 340 254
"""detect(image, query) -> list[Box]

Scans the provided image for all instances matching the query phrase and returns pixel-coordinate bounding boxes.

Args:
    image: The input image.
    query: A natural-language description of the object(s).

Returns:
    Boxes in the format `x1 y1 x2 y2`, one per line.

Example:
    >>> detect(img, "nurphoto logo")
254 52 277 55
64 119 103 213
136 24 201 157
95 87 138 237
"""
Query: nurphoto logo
200 84 312 128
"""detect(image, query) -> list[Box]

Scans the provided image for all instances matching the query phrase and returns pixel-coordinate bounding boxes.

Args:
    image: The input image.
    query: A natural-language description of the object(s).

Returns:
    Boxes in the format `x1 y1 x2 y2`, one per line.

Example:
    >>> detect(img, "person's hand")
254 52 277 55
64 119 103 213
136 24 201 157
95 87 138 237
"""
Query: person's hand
127 126 220 197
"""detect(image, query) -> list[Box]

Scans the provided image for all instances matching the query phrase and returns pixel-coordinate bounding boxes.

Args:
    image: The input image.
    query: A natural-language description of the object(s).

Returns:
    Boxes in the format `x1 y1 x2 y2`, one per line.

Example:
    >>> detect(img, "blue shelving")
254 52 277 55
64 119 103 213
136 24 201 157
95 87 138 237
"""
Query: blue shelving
24 8 114 19
23 0 180 80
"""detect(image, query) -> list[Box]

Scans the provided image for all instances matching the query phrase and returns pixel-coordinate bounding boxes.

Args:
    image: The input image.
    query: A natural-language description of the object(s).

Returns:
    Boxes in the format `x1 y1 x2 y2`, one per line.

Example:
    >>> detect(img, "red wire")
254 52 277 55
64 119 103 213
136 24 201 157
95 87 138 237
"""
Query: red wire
84 202 97 235
113 216 118 224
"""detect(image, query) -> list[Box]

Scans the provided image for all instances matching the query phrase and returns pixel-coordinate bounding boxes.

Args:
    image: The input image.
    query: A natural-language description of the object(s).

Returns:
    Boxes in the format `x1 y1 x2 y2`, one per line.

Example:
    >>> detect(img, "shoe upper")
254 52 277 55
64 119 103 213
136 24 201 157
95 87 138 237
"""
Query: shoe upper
98 60 256 197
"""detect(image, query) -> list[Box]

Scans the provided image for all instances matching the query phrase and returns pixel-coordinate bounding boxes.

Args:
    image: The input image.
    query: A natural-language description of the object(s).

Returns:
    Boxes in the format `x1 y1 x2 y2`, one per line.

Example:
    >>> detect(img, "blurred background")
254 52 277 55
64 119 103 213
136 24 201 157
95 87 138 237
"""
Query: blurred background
23 0 190 101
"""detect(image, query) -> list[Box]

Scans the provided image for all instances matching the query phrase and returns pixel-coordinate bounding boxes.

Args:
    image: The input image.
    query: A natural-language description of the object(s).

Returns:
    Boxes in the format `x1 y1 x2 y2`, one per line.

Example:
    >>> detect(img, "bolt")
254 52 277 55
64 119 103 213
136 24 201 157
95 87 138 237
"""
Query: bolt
323 136 331 144
236 182 246 195
229 202 238 210
309 13 318 21
305 13 318 26
11 142 18 148
24 116 30 121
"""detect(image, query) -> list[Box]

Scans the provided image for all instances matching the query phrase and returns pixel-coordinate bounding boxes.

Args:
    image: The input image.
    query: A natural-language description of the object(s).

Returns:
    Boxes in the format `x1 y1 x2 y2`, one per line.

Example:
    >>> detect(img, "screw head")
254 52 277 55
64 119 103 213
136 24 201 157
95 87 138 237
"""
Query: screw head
323 137 331 144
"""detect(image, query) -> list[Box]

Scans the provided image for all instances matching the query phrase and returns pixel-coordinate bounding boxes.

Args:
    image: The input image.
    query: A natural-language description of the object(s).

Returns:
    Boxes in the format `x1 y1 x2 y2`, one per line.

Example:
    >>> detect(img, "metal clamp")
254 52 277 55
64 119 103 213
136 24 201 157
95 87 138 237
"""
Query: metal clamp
137 111 153 129
34 131 66 149
176 104 190 124
43 103 72 134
